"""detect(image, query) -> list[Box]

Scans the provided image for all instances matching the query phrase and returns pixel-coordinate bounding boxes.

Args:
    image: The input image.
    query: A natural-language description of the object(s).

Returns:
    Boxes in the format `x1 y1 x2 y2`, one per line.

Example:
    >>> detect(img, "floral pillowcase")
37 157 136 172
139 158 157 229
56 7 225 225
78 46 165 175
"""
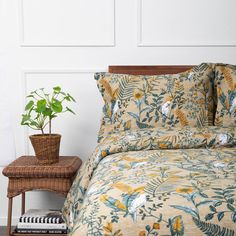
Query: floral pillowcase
95 63 215 142
214 64 236 126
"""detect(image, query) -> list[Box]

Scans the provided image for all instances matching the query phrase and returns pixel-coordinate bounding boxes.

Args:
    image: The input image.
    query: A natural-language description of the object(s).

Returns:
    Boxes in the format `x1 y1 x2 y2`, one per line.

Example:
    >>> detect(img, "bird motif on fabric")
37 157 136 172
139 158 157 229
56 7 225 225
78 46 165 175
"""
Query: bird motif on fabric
120 156 148 169
113 163 132 171
217 133 228 146
100 182 146 222
229 90 236 114
187 72 194 80
161 101 171 117
111 100 120 120
124 193 147 221
100 195 127 212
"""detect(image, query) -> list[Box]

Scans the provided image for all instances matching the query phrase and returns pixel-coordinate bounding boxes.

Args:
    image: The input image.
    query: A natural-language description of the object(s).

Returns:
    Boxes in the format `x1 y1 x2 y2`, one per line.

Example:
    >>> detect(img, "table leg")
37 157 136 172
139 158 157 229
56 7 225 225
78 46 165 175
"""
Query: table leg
21 192 25 215
7 197 13 236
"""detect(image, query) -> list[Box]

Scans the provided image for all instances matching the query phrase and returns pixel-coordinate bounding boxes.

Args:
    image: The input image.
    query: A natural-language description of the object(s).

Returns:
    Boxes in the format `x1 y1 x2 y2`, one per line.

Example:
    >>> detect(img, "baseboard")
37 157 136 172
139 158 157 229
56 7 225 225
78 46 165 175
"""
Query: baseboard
0 216 19 226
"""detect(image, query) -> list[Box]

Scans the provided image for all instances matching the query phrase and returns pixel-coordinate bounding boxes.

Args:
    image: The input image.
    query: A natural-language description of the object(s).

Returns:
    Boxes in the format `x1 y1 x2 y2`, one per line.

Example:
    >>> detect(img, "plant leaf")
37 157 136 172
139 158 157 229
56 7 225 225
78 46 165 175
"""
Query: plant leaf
52 100 63 113
42 108 53 116
227 204 235 212
30 121 38 127
36 99 47 113
67 93 76 102
193 217 235 236
53 86 61 93
196 200 213 208
65 96 71 101
170 205 199 219
25 100 34 111
232 212 236 223
127 112 139 120
205 213 214 221
21 114 31 125
228 198 234 204
213 201 222 207
217 212 224 222
209 205 216 212
145 225 151 232
66 107 76 115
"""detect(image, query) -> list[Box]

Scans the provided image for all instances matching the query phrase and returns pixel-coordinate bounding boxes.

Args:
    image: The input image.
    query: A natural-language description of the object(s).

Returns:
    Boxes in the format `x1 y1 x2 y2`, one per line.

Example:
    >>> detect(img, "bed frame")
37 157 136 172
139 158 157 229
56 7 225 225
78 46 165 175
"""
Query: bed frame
109 65 194 75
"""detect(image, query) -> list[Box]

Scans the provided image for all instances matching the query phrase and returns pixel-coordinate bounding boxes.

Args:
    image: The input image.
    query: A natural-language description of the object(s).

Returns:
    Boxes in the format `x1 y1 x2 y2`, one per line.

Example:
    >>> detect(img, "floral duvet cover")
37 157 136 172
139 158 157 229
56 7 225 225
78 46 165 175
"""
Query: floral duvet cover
63 127 236 236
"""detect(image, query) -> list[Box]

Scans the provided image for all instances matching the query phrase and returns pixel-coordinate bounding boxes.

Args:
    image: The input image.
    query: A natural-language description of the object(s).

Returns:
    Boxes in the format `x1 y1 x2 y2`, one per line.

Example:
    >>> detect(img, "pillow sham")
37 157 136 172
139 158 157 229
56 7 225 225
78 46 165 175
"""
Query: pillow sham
95 63 215 142
214 64 236 126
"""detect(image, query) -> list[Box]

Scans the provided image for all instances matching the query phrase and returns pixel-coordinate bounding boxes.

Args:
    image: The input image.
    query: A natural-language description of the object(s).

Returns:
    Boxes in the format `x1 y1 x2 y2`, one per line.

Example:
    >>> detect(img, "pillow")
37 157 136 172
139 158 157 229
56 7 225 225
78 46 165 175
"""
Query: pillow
214 64 236 126
95 63 215 142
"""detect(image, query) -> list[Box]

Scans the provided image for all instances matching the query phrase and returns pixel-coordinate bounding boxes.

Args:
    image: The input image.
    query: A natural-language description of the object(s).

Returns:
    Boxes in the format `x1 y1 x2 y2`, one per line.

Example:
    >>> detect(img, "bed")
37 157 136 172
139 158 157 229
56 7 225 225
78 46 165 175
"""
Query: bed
63 64 236 236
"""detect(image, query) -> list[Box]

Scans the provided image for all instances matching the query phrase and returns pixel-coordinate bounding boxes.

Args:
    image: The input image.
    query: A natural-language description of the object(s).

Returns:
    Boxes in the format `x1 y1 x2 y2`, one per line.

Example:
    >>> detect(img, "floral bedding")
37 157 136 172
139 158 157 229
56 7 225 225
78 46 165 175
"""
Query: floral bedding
62 127 236 236
95 63 215 143
214 64 236 126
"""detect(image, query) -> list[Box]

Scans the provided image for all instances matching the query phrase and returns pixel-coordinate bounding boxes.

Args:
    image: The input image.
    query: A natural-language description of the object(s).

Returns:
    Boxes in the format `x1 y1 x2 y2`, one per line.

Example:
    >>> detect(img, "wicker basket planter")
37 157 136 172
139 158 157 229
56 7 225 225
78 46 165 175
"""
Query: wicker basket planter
29 134 61 165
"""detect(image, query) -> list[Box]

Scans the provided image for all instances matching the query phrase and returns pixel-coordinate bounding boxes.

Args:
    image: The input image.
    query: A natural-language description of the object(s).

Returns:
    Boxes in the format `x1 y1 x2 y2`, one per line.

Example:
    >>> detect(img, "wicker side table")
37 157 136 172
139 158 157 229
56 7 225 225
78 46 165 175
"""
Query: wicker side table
2 156 82 236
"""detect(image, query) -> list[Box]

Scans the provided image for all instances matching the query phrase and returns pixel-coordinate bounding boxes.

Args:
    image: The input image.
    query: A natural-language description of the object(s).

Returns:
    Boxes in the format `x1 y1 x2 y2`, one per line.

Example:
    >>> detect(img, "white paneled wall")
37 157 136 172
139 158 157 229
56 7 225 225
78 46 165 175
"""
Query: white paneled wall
0 0 236 226
20 0 115 46
138 0 236 46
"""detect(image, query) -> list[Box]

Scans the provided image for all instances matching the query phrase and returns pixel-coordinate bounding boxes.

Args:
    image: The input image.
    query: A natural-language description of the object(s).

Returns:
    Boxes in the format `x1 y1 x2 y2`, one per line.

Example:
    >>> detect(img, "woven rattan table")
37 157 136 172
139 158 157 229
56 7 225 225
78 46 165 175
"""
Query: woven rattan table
2 156 82 236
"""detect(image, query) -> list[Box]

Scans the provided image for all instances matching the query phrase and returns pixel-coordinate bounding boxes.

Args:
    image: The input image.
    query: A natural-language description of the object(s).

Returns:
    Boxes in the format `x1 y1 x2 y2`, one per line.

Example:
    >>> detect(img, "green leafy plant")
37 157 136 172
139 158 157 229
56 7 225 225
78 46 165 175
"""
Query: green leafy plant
21 86 76 134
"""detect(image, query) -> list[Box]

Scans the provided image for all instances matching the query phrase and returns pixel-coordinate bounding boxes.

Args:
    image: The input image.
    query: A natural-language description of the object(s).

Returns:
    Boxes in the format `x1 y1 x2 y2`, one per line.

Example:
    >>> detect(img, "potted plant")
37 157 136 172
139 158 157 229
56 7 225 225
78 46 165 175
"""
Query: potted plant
21 86 76 165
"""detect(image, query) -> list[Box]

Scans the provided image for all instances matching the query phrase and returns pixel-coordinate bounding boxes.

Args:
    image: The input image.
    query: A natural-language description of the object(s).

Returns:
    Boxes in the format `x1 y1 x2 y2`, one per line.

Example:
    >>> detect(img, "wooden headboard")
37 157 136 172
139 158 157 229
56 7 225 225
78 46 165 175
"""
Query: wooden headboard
109 65 194 75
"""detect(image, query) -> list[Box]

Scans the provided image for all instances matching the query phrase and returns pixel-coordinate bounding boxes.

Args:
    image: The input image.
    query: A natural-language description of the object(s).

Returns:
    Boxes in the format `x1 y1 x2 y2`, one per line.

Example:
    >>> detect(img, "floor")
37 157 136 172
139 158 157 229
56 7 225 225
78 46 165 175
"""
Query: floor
0 226 7 235
0 226 14 236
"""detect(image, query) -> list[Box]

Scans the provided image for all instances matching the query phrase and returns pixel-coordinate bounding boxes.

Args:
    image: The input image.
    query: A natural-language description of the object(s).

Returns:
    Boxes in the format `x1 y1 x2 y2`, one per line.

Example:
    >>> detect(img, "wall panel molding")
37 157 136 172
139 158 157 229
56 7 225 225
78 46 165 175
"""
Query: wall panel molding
138 0 236 47
19 0 115 47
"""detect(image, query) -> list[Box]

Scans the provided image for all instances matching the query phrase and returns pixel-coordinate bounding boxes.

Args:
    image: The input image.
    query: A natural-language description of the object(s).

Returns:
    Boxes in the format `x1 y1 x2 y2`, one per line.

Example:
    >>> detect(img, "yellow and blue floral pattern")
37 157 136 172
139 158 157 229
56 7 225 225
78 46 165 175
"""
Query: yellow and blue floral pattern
95 63 215 143
214 64 236 126
62 126 236 236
